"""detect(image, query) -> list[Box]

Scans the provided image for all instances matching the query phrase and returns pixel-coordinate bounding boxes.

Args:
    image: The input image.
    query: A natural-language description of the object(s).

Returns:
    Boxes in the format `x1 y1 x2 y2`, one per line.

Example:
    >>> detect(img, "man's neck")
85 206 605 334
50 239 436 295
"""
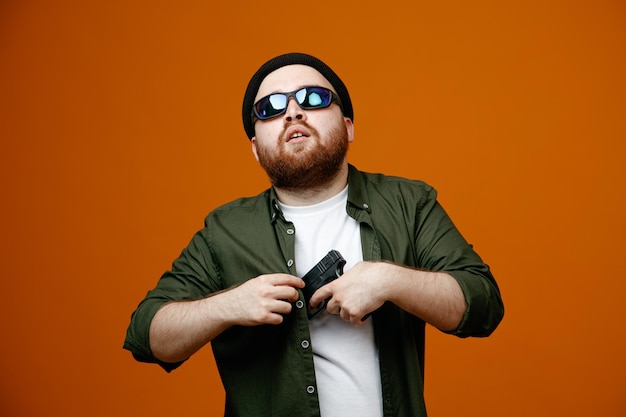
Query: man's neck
274 163 349 207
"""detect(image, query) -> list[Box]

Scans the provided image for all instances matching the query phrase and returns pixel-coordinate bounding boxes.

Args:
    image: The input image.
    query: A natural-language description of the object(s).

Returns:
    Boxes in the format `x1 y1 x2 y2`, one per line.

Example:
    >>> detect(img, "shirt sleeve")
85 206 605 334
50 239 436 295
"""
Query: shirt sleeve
414 187 504 337
123 227 221 372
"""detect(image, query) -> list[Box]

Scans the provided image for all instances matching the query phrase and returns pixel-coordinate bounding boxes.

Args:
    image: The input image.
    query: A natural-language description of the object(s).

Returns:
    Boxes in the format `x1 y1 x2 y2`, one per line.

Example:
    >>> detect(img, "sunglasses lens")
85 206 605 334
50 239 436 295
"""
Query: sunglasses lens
255 94 287 119
299 87 332 109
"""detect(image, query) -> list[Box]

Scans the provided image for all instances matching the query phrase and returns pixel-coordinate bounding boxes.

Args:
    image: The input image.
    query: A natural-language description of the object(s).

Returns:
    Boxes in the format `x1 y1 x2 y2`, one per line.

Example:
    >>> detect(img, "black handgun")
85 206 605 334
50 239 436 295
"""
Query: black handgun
301 250 346 319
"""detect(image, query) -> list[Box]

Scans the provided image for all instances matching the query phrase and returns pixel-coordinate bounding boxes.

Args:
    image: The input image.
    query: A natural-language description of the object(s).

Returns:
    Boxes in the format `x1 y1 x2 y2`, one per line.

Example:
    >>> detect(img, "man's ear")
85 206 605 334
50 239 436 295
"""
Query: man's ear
251 137 260 162
345 118 355 143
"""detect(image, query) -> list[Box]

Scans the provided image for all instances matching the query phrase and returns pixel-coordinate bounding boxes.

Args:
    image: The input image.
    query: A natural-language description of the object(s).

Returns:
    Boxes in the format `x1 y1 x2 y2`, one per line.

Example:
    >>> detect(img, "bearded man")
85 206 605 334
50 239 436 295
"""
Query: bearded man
124 53 504 417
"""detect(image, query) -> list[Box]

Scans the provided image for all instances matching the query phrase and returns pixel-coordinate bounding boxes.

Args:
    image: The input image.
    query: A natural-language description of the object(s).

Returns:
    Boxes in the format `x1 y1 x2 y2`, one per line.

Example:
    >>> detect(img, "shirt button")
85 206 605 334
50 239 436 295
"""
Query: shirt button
287 228 295 234
306 385 315 394
295 300 304 309
287 259 294 267
363 203 369 209
301 340 310 349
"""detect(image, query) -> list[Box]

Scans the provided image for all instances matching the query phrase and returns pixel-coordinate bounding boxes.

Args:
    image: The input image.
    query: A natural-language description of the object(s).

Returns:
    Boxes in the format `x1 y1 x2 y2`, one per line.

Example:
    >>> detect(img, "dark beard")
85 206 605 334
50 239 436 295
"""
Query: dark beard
256 122 349 191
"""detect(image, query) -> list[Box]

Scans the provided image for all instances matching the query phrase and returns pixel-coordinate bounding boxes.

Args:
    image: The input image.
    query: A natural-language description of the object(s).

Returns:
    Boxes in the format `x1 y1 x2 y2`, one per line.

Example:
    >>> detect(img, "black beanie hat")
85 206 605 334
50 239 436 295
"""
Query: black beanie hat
242 52 353 140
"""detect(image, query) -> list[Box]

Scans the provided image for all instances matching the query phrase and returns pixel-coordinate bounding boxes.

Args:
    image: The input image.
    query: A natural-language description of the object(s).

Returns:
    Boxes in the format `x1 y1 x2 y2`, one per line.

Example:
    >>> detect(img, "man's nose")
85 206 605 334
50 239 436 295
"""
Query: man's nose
283 98 306 122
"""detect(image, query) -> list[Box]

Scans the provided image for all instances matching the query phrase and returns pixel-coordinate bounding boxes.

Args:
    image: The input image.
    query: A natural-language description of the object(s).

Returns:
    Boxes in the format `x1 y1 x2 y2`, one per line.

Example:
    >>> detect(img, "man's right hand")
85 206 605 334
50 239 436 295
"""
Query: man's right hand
227 274 305 326
150 274 304 363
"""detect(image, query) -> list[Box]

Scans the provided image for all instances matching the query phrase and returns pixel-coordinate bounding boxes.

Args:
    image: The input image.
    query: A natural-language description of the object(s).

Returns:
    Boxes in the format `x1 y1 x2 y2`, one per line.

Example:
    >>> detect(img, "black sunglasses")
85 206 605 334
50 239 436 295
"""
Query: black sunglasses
253 86 341 121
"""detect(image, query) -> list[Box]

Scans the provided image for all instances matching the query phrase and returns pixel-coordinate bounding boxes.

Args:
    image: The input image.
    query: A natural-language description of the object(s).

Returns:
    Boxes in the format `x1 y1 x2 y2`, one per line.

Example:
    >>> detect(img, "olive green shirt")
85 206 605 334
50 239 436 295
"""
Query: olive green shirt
124 165 504 417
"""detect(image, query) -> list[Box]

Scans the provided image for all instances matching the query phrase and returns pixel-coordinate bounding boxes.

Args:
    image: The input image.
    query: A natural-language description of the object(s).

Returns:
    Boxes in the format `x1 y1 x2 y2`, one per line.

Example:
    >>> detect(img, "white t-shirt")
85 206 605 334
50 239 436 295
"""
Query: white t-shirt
279 186 383 417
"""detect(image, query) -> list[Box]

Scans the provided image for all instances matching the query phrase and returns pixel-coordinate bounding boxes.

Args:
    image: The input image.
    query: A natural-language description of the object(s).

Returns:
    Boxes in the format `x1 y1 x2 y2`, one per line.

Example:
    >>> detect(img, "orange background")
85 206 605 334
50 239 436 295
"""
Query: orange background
1 1 625 416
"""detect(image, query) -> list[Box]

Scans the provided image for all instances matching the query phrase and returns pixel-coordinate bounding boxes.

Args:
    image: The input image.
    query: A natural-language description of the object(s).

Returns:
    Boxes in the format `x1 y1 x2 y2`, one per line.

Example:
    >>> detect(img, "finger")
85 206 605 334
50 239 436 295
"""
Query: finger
262 312 287 325
341 308 367 326
325 298 341 315
271 299 294 315
269 274 305 288
272 286 300 302
309 285 333 308
254 300 293 325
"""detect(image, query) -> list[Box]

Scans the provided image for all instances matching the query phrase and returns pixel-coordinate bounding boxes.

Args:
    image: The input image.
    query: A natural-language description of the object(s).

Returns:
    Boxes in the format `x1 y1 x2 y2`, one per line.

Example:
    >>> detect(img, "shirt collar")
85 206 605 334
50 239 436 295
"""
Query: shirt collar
268 187 283 224
347 164 372 213
267 164 371 224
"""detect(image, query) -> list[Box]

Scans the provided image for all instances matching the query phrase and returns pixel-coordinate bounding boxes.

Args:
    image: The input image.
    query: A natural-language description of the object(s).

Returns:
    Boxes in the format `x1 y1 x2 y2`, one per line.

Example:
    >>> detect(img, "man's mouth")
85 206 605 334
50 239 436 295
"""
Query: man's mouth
286 129 309 142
